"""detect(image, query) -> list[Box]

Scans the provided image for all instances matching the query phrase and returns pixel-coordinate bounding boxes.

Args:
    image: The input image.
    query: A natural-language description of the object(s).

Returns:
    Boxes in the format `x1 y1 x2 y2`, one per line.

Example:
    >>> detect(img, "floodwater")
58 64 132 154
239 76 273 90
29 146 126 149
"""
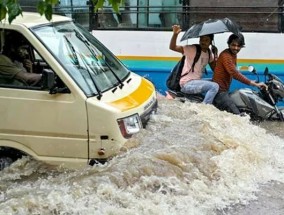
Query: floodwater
1 98 284 215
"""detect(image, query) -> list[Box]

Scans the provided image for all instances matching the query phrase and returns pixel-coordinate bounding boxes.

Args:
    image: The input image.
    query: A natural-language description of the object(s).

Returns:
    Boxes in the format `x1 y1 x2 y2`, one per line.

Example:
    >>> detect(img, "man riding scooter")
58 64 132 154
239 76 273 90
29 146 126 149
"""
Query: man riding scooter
213 33 267 114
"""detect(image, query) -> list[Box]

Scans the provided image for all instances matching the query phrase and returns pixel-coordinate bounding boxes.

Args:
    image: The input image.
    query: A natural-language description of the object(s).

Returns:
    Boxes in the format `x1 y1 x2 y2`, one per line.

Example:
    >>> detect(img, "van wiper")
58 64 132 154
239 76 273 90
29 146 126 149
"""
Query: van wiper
77 53 103 99
64 35 103 99
63 35 79 66
74 29 125 89
104 59 124 89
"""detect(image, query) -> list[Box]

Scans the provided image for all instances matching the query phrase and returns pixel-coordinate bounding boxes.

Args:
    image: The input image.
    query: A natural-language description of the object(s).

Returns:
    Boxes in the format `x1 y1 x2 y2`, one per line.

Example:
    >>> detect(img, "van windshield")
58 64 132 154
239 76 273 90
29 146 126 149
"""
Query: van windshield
32 21 130 97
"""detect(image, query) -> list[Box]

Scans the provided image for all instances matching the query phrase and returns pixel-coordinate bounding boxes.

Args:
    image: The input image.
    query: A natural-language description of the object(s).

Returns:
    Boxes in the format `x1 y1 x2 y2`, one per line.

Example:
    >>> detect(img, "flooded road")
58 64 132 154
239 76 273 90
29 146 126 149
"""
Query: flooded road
1 98 284 215
221 120 284 215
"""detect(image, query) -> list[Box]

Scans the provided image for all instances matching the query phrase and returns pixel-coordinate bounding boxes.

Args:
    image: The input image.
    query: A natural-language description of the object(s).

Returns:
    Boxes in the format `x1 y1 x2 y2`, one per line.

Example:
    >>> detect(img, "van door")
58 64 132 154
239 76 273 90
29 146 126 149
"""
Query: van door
0 88 89 162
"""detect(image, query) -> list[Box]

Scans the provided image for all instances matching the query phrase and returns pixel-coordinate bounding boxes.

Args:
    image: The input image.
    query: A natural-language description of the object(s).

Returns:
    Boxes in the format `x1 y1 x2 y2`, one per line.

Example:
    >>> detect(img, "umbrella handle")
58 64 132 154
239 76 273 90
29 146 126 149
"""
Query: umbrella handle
211 40 218 58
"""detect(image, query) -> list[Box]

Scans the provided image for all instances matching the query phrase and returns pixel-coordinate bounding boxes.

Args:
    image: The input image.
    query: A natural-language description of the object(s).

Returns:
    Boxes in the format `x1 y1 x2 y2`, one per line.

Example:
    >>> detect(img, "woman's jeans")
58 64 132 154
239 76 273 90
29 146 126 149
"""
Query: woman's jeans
181 80 219 104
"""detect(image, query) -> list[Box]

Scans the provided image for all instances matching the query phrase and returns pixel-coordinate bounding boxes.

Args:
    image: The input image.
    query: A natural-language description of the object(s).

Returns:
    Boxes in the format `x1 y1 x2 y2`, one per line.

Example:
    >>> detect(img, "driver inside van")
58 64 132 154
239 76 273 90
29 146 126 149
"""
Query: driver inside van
0 31 42 86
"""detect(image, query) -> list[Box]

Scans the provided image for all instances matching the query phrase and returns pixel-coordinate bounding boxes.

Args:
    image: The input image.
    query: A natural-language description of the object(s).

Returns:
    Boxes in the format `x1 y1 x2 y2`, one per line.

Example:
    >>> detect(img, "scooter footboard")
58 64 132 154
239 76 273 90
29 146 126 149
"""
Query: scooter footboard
166 90 203 103
167 90 185 98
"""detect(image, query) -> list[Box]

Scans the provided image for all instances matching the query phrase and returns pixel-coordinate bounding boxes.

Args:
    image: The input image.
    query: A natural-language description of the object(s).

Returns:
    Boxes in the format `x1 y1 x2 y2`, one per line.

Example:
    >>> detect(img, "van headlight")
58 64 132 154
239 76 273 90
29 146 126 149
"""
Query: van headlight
117 114 142 138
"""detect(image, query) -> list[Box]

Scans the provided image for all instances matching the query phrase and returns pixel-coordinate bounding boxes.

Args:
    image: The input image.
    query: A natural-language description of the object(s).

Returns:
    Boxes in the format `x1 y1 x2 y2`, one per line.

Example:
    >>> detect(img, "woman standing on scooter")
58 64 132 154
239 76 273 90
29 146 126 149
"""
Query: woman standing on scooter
213 34 267 114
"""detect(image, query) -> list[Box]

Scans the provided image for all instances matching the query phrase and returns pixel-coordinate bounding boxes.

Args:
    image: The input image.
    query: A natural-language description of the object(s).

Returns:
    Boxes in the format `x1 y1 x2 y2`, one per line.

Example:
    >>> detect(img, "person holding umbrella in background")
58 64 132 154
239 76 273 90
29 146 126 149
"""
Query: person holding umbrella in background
169 24 219 104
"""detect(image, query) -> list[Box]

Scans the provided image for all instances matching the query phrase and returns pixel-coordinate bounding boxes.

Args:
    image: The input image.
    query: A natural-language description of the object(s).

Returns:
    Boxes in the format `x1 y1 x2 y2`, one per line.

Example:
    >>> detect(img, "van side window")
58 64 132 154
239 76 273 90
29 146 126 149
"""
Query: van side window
0 30 66 91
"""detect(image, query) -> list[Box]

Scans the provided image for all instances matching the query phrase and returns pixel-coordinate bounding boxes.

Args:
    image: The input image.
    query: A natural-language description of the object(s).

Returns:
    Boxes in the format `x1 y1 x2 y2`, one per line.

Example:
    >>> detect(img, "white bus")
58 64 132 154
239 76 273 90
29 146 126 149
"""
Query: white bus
22 0 284 95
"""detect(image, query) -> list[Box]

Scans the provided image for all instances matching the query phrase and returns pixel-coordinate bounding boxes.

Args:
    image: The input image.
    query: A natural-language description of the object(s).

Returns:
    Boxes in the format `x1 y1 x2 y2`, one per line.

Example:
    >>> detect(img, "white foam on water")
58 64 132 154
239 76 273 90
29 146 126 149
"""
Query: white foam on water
1 98 284 215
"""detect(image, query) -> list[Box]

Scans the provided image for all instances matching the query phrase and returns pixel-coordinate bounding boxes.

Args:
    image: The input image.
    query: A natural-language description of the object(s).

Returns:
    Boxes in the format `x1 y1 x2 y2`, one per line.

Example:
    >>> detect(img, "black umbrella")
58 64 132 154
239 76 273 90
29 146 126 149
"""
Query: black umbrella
180 18 241 41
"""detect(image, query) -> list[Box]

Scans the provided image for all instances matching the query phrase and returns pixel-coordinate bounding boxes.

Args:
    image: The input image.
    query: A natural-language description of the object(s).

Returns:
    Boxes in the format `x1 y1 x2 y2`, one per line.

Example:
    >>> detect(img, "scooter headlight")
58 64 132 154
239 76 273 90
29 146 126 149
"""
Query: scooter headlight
117 114 142 138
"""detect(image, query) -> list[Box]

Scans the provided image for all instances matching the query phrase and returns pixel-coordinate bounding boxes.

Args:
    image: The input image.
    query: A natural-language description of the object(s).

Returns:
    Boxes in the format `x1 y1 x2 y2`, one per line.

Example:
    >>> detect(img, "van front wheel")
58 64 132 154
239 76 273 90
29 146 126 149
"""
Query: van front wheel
0 156 14 171
0 148 24 171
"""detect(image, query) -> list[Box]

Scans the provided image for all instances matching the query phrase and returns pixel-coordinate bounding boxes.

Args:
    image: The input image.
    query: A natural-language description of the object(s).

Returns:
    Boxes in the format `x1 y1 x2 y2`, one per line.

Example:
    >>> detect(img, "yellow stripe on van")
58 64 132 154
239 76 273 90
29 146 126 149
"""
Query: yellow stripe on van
108 78 154 111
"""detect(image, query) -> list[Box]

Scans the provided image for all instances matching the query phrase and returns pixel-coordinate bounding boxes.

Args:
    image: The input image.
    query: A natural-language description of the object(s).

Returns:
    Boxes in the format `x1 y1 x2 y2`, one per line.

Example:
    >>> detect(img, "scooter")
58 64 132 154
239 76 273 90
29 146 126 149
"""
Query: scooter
167 66 284 121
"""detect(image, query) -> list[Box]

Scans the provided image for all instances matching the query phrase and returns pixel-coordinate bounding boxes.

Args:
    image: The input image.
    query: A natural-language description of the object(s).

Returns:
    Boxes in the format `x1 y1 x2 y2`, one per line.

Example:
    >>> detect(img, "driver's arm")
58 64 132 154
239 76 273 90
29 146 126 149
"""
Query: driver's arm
15 71 42 85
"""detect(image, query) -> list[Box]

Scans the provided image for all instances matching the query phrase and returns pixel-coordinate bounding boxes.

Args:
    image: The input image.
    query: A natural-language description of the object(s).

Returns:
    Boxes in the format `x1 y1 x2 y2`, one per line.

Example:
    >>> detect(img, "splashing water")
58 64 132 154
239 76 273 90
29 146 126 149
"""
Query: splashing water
1 98 284 215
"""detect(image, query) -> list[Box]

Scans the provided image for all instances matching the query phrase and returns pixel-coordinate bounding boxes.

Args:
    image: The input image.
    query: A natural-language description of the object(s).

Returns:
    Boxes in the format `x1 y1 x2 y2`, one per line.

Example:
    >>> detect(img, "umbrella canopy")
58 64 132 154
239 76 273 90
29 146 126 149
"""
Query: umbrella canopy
180 18 241 41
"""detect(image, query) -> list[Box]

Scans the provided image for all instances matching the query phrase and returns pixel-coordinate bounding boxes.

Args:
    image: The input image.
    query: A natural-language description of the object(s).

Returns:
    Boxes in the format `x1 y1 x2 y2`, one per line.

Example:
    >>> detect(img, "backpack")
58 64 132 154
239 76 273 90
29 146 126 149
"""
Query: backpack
166 44 210 92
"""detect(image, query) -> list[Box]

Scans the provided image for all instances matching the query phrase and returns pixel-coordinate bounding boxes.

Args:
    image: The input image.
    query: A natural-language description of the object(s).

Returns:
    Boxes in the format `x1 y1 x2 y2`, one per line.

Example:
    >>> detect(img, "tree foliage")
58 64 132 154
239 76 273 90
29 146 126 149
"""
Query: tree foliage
0 0 123 23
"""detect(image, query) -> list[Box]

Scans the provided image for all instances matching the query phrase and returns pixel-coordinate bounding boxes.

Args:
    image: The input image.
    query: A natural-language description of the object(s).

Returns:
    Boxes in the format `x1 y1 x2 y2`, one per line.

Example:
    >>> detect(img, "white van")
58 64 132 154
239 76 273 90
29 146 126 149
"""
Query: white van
0 12 157 170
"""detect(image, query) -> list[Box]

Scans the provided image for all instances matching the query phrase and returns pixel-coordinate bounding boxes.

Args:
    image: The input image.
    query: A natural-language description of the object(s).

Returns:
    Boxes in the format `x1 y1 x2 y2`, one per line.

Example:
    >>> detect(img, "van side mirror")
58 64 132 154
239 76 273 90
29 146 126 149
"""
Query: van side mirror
42 69 55 90
41 69 71 94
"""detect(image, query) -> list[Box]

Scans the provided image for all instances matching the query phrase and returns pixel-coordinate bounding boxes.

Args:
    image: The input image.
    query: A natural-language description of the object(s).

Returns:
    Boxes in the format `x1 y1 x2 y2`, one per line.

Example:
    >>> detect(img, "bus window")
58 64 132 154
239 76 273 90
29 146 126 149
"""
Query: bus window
188 0 280 32
97 8 119 28
19 0 284 33
148 1 162 27
97 0 135 28
159 0 182 27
